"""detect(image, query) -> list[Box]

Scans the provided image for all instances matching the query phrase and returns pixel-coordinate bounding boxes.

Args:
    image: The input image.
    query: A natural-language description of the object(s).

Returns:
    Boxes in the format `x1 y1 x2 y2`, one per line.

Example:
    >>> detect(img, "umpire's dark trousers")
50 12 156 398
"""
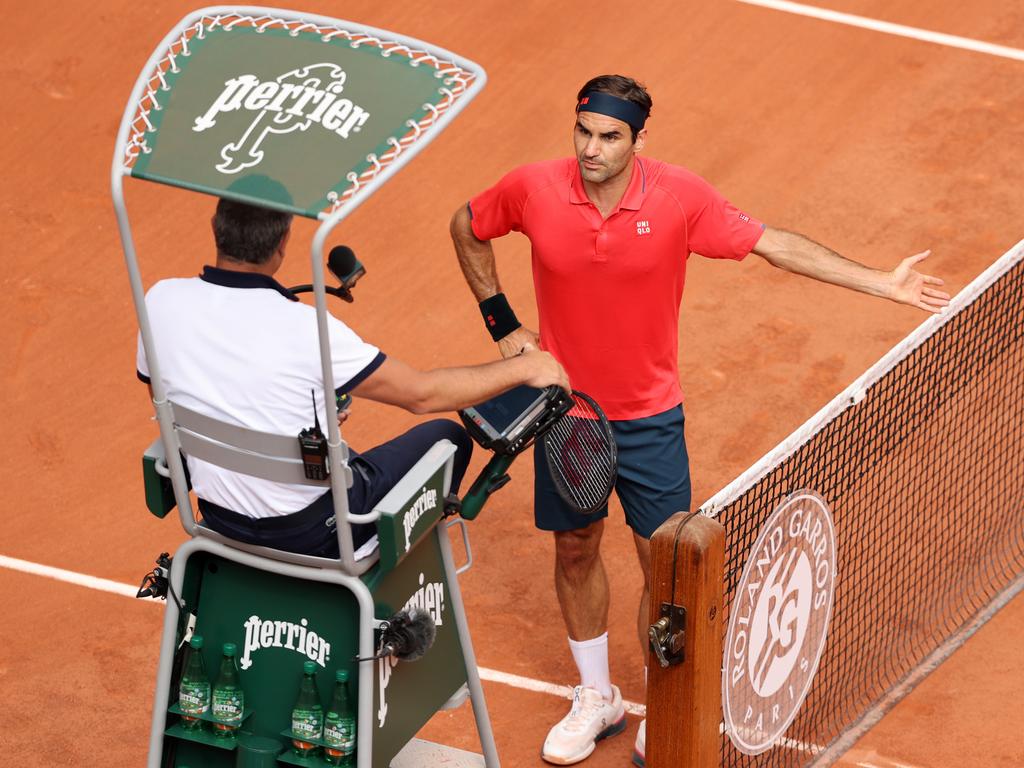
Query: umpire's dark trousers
198 420 473 557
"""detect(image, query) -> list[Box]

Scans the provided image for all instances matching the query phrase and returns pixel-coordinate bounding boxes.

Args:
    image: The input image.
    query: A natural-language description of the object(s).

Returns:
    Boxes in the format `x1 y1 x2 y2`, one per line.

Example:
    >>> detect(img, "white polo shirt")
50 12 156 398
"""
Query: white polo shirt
137 266 384 518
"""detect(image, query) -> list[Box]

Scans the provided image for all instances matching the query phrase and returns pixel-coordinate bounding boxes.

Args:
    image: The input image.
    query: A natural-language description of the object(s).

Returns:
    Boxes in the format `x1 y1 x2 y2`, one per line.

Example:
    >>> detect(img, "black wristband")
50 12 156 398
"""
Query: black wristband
479 293 521 342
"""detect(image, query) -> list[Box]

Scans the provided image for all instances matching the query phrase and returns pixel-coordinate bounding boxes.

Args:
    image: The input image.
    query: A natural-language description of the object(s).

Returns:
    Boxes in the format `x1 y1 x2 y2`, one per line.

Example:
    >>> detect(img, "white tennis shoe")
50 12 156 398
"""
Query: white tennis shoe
541 684 626 765
632 718 645 767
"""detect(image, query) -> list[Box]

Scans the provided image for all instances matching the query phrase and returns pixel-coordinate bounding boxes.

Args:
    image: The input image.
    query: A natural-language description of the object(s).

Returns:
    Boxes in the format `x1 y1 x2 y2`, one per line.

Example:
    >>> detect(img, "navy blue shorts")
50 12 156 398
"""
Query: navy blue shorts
533 405 691 539
200 419 472 557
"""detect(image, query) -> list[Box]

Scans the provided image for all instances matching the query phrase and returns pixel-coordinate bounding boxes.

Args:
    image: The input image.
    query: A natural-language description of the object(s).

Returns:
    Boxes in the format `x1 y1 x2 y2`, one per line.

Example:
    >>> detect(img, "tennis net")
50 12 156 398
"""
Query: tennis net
700 239 1024 766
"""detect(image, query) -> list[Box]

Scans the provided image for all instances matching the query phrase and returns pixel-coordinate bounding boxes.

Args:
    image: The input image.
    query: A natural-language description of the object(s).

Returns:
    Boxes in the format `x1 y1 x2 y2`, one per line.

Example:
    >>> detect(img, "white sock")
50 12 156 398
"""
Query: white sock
568 633 613 700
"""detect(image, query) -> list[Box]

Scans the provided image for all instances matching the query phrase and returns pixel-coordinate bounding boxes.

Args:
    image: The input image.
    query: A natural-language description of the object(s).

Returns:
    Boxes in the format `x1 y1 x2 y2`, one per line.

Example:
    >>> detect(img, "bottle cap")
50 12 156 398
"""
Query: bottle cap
190 635 204 649
223 642 237 656
335 669 349 683
303 660 317 674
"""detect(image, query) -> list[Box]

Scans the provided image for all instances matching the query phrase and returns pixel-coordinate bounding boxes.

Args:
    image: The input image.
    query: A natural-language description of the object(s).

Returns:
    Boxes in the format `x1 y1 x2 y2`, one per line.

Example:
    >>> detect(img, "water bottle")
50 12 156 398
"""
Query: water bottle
323 669 356 765
211 642 243 736
290 661 323 756
178 635 210 731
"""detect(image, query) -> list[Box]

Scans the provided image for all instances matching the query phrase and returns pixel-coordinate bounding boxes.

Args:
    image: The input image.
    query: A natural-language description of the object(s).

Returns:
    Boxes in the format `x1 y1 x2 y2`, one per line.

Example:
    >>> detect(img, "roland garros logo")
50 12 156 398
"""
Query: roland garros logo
723 489 836 755
192 63 371 174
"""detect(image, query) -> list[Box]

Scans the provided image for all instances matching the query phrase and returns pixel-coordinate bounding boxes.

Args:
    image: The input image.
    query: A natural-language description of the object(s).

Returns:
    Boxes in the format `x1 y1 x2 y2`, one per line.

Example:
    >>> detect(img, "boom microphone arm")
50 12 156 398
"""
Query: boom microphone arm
290 245 366 302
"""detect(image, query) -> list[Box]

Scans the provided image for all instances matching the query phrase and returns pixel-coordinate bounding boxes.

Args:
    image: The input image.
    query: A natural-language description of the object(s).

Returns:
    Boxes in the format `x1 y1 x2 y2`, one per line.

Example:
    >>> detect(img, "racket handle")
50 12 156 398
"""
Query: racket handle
459 453 515 520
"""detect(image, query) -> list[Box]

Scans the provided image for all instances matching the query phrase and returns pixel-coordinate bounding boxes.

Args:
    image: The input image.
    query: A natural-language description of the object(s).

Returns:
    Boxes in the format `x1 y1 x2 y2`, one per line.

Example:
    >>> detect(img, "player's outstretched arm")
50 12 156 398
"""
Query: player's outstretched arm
350 353 569 415
450 203 540 357
751 226 950 313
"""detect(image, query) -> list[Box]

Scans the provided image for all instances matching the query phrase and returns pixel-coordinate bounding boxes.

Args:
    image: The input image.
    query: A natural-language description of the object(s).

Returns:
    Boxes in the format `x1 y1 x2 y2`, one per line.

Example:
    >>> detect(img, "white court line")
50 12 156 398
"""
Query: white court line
737 0 1024 62
0 554 647 710
0 553 156 601
2 554 838 748
476 668 647 716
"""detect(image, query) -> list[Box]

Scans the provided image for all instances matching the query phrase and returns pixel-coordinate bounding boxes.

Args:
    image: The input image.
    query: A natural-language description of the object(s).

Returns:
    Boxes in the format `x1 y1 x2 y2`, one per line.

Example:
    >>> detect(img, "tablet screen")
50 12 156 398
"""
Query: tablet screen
470 385 546 435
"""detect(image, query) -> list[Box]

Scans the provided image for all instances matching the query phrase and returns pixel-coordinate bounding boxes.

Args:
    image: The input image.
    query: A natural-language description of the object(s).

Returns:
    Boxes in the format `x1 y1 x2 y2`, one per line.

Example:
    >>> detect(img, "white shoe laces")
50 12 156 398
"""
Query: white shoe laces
562 686 607 733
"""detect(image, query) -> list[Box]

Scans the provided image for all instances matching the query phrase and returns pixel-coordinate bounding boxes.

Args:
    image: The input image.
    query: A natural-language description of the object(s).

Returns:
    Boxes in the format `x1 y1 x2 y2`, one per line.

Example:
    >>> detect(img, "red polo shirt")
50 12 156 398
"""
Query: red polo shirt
469 156 764 420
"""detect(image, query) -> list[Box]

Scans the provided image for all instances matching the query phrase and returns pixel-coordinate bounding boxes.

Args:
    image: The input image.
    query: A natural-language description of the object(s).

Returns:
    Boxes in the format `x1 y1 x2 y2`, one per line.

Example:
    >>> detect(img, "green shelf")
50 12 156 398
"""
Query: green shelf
165 721 241 751
276 729 352 766
276 751 342 767
166 702 254 750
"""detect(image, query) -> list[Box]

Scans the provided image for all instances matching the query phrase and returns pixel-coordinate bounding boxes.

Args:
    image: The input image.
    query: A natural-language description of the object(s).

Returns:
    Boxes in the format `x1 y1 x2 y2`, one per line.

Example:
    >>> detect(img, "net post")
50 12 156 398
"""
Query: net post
646 511 725 768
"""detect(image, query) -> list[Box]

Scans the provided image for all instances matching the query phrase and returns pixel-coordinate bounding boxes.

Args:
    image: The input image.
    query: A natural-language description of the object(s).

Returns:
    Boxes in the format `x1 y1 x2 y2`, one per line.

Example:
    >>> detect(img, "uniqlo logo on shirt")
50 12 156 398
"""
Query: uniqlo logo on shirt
738 212 751 223
636 220 651 235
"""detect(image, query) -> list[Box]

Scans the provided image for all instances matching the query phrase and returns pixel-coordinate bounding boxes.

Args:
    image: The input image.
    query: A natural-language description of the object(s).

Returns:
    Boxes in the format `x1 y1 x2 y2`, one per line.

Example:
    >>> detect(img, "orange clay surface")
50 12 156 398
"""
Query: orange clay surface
2 1 1023 766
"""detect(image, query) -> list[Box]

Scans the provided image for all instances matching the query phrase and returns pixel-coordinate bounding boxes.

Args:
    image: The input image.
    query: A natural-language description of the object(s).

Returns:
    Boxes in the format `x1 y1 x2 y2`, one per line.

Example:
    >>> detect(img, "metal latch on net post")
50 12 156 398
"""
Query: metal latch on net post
647 510 707 669
649 602 686 668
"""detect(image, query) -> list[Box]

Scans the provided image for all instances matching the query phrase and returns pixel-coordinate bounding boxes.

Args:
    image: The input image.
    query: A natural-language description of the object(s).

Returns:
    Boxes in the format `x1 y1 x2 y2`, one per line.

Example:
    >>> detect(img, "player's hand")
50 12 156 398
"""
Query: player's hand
497 325 540 359
337 405 352 427
336 393 353 427
888 250 950 313
519 348 570 392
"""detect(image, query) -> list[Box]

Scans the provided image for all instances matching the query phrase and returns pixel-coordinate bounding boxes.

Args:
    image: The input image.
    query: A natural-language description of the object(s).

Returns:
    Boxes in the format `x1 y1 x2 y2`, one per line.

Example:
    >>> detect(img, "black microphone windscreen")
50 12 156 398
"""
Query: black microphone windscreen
327 245 358 282
389 607 437 662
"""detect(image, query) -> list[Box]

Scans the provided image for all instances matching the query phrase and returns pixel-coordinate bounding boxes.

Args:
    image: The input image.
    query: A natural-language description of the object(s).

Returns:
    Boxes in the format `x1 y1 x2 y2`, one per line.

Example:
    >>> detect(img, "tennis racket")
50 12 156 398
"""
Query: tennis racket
541 390 616 514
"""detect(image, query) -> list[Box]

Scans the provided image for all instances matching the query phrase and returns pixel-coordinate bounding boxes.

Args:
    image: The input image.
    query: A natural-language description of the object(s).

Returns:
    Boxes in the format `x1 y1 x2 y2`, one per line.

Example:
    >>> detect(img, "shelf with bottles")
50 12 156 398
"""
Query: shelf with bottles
274 730 354 766
277 663 356 767
164 701 255 750
168 634 250 751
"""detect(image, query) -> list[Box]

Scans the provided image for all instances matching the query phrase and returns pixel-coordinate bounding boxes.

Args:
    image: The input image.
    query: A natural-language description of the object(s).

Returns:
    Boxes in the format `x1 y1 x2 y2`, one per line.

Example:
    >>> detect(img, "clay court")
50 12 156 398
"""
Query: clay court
2 1 1023 766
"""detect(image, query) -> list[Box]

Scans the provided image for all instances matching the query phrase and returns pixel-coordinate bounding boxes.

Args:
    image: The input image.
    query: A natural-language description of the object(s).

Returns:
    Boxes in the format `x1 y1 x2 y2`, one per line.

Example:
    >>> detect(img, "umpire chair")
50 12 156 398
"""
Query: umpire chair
111 8 494 766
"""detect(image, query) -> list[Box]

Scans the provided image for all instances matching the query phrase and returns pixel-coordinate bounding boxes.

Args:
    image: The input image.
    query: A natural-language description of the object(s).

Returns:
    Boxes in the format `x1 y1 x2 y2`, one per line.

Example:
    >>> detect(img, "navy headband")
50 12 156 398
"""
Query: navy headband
576 91 649 132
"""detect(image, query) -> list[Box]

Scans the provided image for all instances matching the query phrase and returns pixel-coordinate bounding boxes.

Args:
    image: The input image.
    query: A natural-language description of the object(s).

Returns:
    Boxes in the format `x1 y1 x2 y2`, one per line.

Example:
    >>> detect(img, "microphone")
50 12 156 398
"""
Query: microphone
287 246 366 303
327 246 366 295
365 607 437 662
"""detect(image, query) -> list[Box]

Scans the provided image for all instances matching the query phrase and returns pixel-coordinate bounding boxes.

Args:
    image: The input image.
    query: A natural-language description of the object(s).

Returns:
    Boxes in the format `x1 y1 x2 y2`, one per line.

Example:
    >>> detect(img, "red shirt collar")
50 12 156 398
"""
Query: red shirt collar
569 157 647 212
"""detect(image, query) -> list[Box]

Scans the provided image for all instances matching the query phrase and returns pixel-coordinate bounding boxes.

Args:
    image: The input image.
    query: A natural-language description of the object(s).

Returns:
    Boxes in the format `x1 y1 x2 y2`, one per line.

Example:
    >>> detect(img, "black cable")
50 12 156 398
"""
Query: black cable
669 511 700 614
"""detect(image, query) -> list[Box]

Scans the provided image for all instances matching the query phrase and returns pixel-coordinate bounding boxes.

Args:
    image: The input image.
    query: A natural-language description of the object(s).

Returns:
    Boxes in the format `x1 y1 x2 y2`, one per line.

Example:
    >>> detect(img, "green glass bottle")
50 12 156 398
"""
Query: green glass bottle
211 642 244 736
290 661 323 756
178 635 210 731
323 669 356 766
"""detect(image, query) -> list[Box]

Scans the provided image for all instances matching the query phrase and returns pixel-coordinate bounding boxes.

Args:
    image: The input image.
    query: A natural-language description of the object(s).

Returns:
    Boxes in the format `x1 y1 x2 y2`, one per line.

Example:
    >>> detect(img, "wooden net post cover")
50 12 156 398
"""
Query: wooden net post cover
646 511 725 768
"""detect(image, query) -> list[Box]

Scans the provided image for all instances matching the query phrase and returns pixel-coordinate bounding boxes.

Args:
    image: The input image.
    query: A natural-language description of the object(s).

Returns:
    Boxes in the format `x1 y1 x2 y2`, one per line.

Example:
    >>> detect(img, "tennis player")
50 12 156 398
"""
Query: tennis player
450 74 949 766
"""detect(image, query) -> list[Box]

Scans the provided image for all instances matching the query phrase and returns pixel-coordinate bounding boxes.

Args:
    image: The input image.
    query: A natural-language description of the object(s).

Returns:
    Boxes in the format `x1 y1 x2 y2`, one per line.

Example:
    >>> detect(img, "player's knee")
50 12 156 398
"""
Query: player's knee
554 524 603 570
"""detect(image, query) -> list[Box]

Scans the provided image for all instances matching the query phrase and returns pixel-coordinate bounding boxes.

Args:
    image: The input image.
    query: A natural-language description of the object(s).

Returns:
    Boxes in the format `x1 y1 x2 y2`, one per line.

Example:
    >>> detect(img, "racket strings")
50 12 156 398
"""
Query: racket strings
548 425 605 495
543 394 616 512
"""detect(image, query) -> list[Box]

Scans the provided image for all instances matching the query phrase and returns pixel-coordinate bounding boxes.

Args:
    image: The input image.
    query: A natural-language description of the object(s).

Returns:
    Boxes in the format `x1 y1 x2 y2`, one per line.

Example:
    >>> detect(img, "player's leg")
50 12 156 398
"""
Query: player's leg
632 531 652 659
612 404 692 768
536 441 624 765
614 404 692 646
554 522 609 643
630 532 652 767
536 435 613 645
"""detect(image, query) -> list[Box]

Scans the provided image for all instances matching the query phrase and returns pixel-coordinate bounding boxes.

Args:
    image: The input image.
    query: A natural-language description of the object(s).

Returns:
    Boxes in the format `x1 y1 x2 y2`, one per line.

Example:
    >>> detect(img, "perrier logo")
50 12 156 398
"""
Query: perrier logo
192 63 371 174
403 486 439 553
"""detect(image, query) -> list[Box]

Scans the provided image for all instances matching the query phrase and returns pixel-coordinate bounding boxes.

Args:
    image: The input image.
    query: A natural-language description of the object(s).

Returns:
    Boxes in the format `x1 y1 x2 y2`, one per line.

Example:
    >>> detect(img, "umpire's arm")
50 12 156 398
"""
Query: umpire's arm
450 204 540 357
751 226 950 313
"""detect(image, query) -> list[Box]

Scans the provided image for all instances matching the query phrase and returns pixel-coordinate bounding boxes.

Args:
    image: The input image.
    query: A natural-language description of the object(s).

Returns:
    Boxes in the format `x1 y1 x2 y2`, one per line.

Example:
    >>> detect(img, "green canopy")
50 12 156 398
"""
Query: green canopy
121 10 484 218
